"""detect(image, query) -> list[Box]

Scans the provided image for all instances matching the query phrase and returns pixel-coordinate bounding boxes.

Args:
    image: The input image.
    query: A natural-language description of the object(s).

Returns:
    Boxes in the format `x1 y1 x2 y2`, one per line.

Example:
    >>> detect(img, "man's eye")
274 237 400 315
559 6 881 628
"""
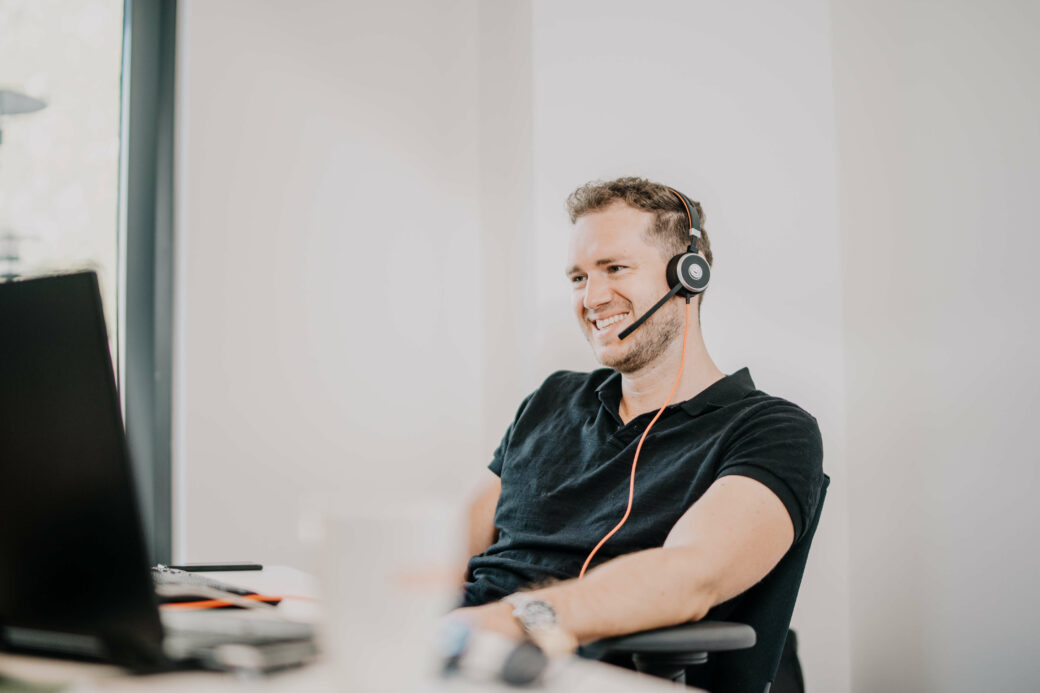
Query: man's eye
608 265 626 273
570 275 586 284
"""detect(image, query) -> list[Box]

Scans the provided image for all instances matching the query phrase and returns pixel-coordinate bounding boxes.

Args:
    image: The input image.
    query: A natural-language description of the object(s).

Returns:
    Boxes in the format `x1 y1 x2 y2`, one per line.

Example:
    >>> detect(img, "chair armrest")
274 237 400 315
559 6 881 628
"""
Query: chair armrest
583 620 757 682
586 620 756 660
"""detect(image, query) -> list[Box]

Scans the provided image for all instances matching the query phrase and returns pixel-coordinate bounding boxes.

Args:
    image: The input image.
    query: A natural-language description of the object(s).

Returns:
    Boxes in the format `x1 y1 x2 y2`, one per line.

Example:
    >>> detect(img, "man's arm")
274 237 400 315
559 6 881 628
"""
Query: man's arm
459 469 501 581
456 474 794 643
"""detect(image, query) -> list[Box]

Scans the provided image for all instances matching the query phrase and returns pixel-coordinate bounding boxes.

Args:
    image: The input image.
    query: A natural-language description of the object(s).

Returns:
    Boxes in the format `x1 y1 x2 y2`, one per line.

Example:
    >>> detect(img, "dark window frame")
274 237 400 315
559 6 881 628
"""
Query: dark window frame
120 0 177 565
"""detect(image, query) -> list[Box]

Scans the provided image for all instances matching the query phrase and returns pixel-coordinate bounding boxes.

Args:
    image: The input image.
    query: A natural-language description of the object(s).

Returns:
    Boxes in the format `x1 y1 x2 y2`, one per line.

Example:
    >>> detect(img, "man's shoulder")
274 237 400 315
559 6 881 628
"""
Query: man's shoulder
723 385 824 459
735 389 819 428
695 372 822 455
687 368 819 435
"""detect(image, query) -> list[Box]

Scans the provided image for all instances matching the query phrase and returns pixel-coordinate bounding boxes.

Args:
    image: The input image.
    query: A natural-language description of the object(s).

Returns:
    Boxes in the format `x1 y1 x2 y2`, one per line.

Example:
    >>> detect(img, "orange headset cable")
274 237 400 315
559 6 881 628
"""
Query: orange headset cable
578 298 692 579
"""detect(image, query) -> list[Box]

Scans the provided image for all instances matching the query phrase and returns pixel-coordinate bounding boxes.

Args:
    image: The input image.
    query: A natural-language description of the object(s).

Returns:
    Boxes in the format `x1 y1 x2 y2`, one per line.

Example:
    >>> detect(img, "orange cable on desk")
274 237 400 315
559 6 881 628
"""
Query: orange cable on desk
160 594 320 610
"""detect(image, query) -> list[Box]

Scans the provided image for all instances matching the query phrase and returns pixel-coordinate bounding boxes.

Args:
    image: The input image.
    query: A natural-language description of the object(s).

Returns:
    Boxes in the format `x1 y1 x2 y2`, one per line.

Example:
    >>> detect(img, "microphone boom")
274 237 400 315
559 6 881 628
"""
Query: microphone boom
617 284 683 341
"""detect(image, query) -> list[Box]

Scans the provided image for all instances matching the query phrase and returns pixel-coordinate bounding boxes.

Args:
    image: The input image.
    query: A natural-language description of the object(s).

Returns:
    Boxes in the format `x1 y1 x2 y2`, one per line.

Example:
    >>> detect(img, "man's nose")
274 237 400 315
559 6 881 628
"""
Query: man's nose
583 275 612 310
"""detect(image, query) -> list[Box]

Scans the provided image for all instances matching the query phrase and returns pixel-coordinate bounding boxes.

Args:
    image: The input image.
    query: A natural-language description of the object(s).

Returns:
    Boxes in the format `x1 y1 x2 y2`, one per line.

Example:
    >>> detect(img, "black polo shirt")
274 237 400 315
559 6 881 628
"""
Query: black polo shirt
463 367 824 608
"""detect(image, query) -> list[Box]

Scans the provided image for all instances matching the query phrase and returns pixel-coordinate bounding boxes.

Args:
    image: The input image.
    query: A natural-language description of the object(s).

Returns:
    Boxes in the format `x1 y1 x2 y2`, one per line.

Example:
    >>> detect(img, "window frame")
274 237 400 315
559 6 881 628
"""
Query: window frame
119 0 177 566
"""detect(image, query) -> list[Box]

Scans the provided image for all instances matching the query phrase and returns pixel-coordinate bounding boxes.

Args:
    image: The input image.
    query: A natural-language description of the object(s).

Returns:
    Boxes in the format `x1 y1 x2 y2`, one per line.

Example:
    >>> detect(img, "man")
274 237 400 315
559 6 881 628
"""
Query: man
456 177 824 653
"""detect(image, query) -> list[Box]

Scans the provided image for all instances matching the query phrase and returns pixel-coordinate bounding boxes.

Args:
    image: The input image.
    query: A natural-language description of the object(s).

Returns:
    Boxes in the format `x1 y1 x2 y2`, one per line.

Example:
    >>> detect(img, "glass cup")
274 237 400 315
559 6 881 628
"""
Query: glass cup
315 499 462 692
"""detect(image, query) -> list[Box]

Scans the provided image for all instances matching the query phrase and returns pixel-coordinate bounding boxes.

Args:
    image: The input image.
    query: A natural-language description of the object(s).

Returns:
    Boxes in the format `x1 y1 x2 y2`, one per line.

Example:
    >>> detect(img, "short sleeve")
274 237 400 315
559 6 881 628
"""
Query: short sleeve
488 392 535 477
716 403 824 543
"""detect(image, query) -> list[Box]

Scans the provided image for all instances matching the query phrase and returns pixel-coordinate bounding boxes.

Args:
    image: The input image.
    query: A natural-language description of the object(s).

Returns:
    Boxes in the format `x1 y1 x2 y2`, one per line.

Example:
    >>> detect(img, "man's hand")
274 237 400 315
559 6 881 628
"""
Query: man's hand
449 601 579 657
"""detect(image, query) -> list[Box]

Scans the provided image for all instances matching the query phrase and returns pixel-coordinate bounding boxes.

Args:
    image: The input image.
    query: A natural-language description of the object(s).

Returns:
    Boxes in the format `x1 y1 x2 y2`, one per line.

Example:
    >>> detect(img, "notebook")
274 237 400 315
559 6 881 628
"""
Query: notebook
0 271 315 672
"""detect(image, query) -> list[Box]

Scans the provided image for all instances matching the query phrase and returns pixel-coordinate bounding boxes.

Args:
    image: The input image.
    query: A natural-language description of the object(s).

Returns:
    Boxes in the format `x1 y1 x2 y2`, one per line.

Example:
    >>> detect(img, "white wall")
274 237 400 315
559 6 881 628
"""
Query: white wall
832 1 1040 690
175 0 484 569
476 1 539 457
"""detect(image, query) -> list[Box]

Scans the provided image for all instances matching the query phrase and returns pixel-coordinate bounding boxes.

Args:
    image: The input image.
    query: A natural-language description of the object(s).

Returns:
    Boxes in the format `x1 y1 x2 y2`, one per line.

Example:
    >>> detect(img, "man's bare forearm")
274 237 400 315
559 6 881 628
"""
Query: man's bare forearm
456 477 794 643
519 545 719 644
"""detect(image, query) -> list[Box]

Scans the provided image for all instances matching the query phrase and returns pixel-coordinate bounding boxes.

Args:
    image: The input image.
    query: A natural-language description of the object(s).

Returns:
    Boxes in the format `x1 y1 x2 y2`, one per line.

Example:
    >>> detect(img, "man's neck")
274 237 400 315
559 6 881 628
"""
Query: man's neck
617 334 724 424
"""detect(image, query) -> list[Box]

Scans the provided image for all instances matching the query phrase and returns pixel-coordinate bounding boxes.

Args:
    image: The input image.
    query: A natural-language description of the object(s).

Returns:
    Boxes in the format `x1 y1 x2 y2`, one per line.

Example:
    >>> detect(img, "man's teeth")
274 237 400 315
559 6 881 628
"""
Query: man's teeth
595 313 629 330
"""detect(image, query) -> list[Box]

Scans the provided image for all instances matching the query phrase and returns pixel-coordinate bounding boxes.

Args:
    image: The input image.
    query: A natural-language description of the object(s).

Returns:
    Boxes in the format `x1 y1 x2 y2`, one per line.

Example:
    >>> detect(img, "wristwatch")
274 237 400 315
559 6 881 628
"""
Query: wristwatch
503 593 578 656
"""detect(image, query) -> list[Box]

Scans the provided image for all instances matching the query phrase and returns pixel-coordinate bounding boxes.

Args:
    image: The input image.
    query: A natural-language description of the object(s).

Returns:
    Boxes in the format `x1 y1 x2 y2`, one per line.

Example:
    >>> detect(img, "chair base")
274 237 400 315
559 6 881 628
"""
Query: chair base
632 650 709 683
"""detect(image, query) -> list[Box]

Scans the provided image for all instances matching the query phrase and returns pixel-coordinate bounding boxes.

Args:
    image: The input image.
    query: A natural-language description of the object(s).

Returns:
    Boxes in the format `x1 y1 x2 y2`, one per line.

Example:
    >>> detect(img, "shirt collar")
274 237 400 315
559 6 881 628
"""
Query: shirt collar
596 371 624 425
678 367 756 417
597 367 756 421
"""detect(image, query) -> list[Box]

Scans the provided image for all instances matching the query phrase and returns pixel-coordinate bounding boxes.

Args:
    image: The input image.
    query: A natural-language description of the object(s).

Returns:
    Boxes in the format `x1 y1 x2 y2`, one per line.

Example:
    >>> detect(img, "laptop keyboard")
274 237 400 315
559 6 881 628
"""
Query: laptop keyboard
160 603 316 670
152 565 256 597
160 609 314 642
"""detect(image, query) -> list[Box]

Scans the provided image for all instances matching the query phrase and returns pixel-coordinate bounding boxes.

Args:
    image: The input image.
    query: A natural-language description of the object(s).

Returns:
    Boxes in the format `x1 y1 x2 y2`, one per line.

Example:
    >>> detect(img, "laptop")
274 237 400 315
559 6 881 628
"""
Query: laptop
0 271 315 672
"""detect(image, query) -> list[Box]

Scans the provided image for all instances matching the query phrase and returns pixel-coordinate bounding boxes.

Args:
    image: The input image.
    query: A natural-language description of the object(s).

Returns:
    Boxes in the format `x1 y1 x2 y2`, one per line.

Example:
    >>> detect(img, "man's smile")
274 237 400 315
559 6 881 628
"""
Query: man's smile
588 310 631 333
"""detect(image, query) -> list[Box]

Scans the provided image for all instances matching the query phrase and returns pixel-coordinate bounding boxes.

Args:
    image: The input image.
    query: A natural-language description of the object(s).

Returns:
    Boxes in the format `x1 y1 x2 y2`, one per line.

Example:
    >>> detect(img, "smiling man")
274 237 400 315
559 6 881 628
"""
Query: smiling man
456 178 825 676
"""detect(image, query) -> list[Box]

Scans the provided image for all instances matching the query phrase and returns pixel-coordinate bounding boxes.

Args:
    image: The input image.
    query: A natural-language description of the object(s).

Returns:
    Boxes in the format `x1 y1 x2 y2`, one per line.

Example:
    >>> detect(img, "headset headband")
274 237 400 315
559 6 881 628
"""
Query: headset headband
666 187 702 252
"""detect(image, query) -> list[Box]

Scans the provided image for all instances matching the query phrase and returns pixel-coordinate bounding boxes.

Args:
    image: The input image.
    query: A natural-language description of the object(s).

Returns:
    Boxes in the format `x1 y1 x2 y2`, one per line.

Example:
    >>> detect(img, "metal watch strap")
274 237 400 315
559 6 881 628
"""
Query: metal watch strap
504 593 559 633
503 594 578 656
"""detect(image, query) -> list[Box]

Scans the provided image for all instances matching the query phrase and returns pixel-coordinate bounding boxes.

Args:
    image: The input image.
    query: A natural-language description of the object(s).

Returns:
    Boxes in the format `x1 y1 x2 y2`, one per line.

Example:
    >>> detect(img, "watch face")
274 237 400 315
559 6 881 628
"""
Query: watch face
516 599 558 630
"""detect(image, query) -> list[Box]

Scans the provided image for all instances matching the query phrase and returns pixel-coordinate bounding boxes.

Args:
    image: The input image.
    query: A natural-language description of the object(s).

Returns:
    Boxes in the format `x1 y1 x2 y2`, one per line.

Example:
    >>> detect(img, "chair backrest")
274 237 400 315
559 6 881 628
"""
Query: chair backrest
686 475 829 693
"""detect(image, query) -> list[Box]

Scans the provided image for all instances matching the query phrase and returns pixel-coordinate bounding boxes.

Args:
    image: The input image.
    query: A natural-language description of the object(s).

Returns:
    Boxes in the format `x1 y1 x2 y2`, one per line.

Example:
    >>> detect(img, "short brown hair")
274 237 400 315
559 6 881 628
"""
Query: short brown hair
566 177 713 268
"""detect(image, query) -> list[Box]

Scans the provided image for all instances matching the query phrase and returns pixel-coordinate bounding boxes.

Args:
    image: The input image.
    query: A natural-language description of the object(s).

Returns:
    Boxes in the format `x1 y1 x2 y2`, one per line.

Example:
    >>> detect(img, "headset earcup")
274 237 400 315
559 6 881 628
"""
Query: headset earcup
666 253 710 295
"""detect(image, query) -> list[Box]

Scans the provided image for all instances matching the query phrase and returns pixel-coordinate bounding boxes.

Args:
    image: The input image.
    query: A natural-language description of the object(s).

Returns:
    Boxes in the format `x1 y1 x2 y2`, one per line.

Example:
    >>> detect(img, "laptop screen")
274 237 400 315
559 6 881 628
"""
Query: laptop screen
0 272 163 665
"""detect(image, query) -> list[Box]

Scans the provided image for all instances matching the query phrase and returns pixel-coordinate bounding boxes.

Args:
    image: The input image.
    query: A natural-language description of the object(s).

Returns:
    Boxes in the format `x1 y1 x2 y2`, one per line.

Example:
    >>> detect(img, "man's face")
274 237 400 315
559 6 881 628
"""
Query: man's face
566 201 684 374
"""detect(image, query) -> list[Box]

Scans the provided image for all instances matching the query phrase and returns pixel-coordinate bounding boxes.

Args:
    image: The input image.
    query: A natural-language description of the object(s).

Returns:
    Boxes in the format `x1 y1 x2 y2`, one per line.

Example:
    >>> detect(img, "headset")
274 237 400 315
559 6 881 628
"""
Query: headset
578 185 709 579
616 187 710 341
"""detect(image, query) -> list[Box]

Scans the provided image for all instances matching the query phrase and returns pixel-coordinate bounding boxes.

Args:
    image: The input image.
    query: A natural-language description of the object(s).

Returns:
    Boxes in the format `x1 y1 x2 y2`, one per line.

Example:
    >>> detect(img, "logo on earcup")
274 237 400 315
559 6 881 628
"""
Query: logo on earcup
667 253 710 295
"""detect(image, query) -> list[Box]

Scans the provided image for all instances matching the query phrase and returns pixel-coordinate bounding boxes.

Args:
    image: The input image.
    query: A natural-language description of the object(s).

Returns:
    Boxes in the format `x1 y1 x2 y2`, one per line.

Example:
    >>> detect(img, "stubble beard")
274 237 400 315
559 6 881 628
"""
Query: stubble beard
592 301 684 375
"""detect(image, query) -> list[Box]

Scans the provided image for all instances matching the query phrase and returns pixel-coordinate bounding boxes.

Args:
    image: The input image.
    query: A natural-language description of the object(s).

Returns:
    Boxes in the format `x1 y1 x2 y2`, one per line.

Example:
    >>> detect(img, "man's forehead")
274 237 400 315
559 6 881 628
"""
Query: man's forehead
567 204 657 266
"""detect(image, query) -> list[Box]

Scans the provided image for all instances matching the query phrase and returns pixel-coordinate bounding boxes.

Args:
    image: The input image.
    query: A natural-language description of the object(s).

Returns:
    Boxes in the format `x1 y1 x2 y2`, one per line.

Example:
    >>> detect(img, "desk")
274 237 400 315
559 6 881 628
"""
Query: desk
0 567 699 692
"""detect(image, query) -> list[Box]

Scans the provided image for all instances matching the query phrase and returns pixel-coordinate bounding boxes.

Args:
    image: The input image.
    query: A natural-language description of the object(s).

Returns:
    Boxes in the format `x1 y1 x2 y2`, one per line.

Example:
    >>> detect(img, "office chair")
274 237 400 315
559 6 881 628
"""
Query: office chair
586 476 829 692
